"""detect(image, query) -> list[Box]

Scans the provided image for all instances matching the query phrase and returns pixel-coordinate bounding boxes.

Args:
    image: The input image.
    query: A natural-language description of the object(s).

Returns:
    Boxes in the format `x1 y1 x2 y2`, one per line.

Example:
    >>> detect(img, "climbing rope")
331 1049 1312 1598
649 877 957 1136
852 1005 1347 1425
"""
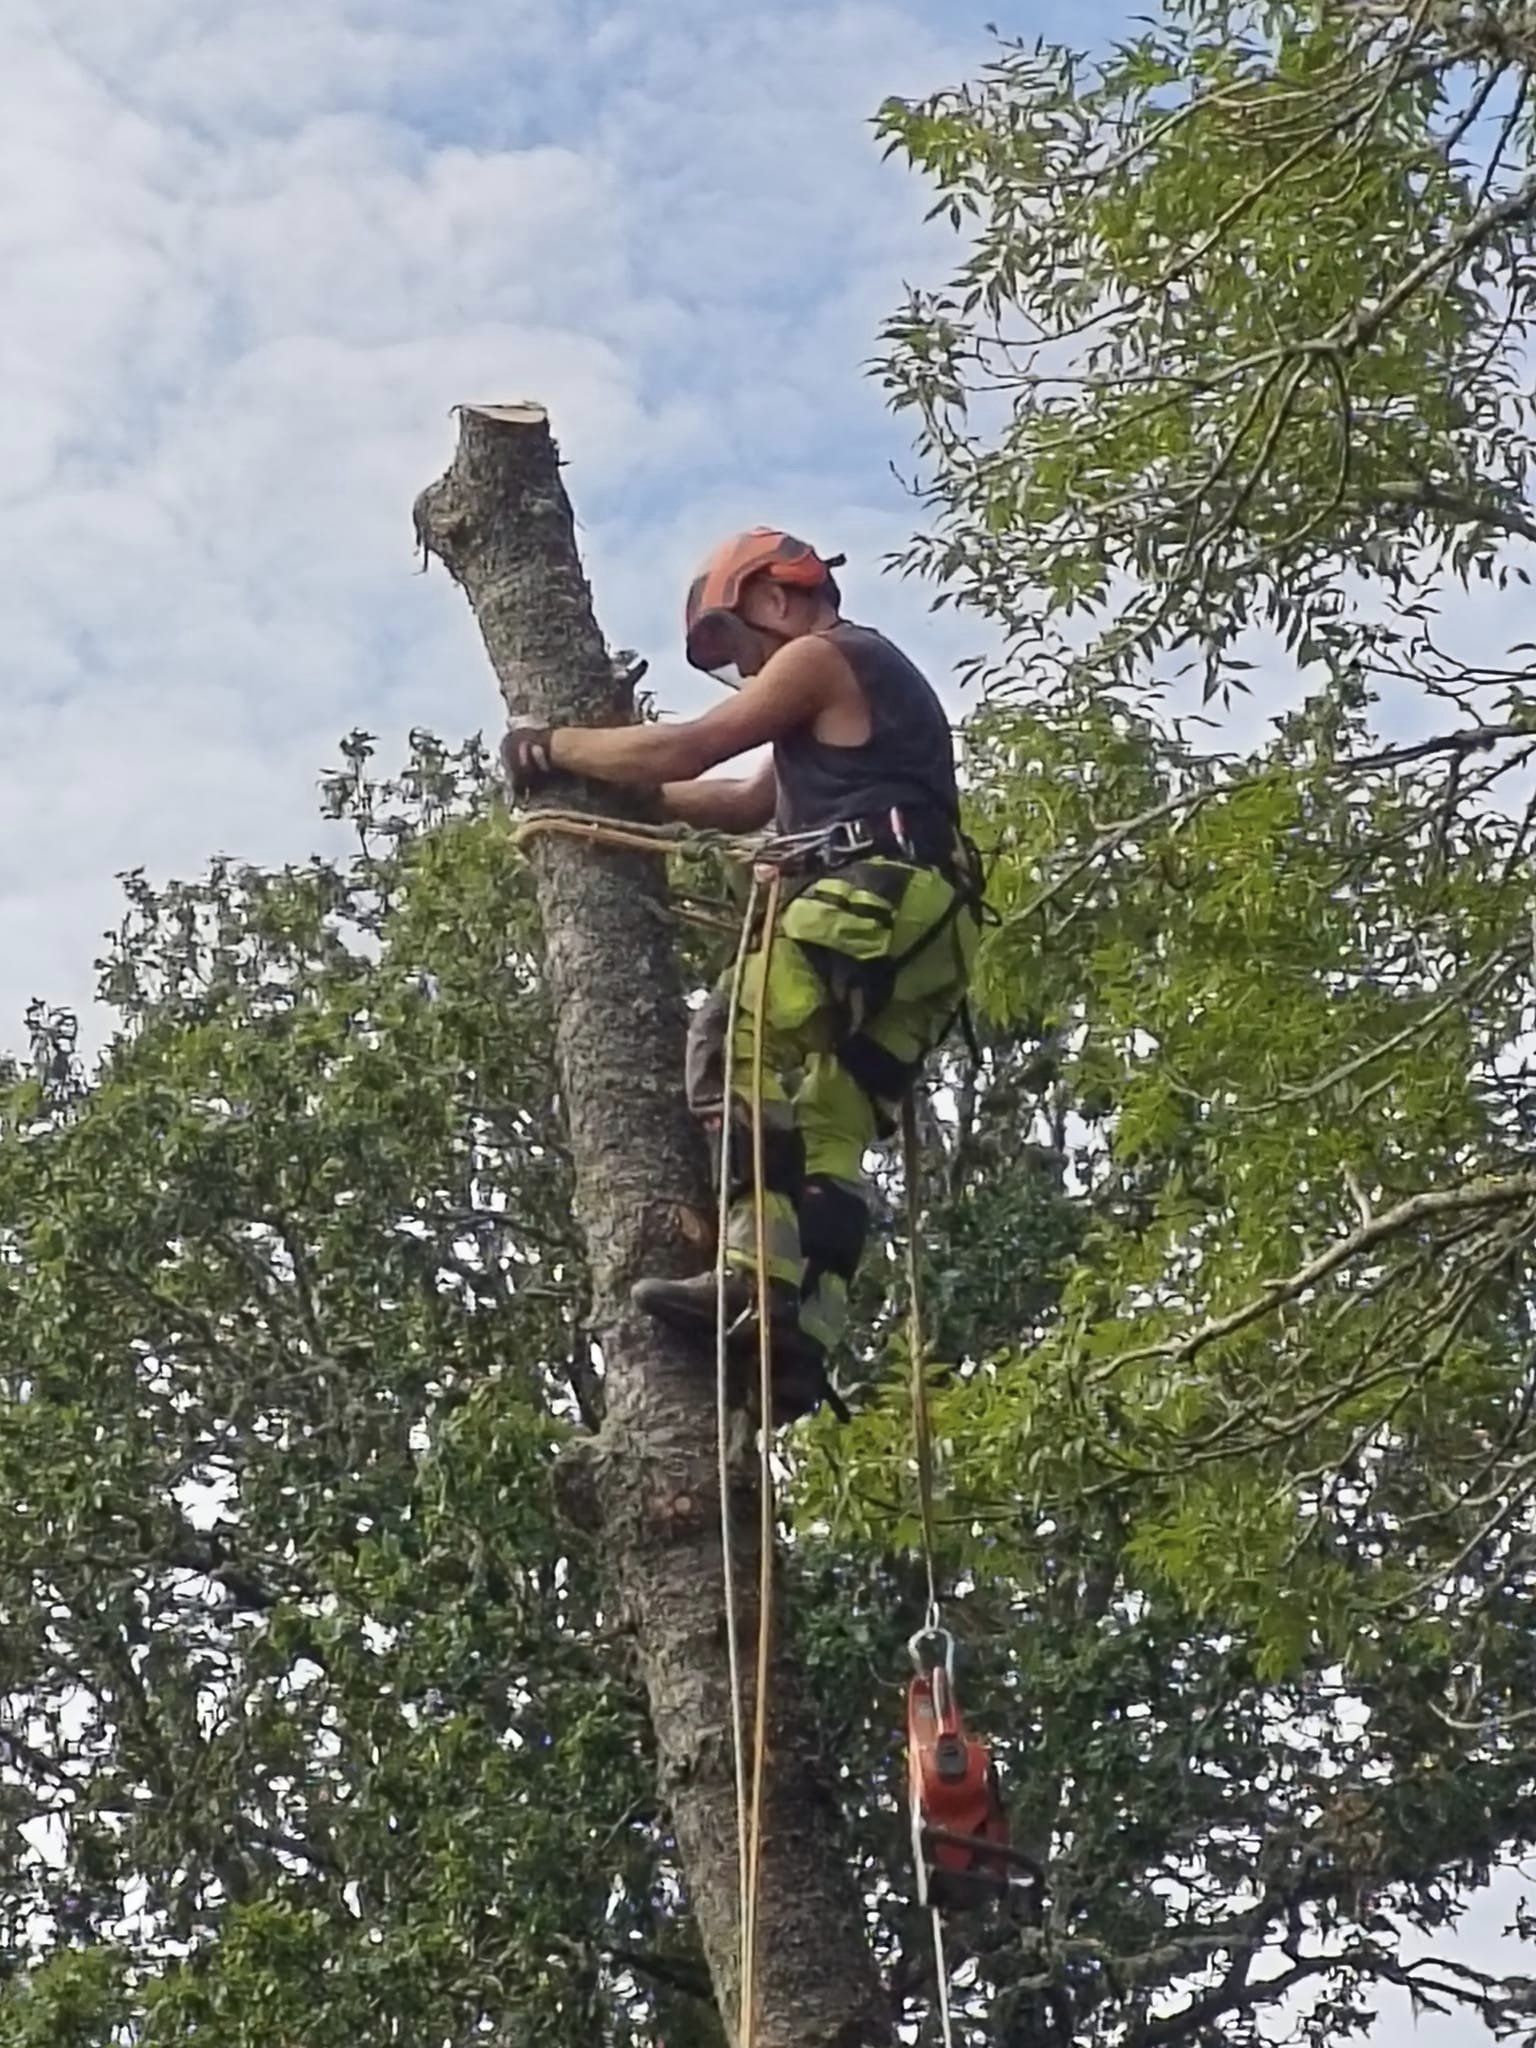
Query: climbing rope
901 1093 942 1638
715 873 760 2022
711 865 784 2048
514 797 971 2047
743 866 783 2048
518 802 779 2045
901 1093 957 2048
516 800 784 2045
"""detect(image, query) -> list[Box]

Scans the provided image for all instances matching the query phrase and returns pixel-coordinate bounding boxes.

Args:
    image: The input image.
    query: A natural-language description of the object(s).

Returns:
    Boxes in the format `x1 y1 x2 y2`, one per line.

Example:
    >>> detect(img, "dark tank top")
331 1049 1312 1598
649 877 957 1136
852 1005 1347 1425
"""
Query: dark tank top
773 623 958 839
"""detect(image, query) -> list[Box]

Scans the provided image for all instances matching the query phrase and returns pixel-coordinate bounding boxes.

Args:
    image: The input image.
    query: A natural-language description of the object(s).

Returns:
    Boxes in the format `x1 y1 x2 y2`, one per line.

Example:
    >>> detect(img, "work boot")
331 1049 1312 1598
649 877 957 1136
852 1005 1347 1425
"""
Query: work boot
630 1270 849 1425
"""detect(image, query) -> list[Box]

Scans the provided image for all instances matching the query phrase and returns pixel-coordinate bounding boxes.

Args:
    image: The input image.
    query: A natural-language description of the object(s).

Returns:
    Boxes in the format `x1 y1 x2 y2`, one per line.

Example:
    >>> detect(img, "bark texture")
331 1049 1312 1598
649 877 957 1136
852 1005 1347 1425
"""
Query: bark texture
414 405 891 2048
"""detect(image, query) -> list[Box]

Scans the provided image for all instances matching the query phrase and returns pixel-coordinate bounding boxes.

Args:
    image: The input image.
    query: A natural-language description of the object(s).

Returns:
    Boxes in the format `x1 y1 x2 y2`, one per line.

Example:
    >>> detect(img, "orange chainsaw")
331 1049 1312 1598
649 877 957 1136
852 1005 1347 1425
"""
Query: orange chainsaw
906 1627 1036 1911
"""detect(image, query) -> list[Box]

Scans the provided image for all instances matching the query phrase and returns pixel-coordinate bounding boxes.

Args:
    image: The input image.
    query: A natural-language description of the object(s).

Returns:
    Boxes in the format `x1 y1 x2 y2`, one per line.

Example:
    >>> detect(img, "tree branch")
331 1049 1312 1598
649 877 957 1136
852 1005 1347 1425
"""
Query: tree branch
1096 1173 1536 1379
1375 479 1536 547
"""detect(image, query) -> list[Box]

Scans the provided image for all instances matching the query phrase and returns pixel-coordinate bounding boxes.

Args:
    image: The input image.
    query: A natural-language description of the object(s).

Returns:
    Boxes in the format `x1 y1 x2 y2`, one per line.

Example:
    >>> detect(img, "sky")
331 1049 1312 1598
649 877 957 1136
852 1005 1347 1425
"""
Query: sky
1 0 1018 1044
2 0 1530 2039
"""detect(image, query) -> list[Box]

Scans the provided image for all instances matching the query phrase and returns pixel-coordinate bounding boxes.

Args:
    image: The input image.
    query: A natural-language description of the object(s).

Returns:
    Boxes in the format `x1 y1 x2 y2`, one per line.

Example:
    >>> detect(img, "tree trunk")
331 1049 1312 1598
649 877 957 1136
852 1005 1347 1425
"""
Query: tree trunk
414 404 892 2048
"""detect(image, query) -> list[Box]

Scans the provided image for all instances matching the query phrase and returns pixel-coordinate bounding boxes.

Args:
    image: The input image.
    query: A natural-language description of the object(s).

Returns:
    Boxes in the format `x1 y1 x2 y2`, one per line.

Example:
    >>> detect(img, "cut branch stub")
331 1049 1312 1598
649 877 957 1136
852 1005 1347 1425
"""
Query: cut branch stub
414 403 891 2048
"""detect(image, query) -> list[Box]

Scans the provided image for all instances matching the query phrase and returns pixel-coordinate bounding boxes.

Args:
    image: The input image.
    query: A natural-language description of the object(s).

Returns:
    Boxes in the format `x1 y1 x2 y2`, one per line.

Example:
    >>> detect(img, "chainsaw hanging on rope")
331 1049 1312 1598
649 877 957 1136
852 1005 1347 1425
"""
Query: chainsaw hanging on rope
905 1625 1019 1912
900 1107 1033 1917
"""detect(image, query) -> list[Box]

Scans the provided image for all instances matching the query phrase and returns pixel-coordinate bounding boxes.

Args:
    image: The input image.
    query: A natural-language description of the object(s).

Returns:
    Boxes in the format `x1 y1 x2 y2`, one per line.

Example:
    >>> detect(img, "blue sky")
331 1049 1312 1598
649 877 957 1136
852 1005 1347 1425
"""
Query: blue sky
1 2 1527 2035
1 0 1059 1039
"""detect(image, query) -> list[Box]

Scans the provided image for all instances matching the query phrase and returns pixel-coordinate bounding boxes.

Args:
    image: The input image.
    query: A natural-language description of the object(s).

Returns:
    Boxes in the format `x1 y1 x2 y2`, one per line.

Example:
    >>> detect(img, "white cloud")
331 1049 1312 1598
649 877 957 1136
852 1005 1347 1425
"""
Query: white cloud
0 0 1002 1039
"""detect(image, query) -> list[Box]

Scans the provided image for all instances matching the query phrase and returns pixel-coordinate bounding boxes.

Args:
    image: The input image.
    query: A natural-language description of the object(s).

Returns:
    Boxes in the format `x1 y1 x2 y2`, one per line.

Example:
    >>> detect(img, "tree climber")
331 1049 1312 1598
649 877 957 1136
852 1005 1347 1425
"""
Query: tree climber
502 529 980 1422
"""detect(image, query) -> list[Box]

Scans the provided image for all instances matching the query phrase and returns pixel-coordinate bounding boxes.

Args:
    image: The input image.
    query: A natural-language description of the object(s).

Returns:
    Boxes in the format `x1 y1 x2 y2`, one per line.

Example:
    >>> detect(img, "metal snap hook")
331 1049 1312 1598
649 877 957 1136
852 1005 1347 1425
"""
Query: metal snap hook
907 1625 956 1679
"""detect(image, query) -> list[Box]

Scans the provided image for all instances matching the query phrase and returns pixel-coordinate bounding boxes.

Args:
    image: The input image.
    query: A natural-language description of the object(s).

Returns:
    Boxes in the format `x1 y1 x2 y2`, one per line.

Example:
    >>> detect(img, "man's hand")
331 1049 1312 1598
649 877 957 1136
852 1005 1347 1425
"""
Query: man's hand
501 718 557 798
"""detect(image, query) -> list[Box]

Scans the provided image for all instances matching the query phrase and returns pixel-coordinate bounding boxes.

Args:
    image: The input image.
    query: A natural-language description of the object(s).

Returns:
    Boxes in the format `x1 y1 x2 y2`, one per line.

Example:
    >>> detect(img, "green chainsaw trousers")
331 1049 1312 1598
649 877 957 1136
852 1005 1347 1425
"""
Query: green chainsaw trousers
685 856 979 1354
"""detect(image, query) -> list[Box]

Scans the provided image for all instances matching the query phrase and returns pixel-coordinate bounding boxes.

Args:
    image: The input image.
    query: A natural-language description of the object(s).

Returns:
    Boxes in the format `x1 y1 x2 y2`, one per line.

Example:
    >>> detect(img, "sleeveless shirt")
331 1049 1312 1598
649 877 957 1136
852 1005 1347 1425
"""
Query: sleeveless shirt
772 622 958 838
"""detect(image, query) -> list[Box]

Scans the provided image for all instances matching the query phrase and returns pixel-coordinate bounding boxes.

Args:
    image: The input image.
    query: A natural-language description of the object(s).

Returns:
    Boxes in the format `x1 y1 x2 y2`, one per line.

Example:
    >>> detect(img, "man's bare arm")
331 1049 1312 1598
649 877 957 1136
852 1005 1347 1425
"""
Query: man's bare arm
547 636 843 788
661 756 777 832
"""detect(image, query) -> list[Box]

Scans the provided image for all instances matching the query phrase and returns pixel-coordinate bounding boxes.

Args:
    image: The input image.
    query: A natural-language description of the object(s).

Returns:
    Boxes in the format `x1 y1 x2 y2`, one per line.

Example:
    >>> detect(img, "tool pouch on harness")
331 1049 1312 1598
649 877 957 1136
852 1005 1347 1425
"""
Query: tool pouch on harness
781 827 986 1124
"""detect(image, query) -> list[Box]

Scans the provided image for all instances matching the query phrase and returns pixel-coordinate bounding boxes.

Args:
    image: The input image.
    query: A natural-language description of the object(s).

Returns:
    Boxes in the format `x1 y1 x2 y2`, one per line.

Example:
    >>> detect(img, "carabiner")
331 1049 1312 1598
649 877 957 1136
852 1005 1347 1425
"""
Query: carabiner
908 1625 956 1679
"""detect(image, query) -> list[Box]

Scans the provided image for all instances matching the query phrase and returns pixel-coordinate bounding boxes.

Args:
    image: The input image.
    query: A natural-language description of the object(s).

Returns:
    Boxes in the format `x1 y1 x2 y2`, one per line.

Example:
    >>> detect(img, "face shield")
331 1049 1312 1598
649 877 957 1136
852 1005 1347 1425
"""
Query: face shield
686 607 777 688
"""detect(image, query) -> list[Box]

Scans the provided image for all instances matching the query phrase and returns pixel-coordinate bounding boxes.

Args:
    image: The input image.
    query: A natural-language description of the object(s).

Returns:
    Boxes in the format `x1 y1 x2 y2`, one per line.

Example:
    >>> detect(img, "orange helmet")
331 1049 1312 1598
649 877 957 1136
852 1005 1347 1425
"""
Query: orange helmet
684 528 844 671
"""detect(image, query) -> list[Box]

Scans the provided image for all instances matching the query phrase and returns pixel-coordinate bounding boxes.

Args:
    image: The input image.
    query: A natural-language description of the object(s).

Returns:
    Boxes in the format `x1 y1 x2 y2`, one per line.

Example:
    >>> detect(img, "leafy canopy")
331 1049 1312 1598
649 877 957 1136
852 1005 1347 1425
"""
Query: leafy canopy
875 0 1536 698
14 4 1536 2043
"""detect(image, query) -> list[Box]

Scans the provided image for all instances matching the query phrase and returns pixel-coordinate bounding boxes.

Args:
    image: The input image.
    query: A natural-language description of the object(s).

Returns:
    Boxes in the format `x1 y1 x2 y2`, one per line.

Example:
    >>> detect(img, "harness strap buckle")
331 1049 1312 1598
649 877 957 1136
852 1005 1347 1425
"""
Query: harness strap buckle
821 817 877 863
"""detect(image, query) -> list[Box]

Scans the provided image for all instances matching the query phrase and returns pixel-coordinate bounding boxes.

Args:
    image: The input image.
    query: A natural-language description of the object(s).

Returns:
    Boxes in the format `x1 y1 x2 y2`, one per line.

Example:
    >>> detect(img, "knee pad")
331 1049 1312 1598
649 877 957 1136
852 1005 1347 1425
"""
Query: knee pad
711 1105 805 1207
799 1173 869 1280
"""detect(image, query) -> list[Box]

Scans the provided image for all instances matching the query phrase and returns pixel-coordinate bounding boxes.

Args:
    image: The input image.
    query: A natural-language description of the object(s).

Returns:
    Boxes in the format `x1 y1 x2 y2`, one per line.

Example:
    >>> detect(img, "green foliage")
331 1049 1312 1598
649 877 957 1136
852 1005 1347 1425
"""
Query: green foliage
875 1 1536 697
0 738 671 2047
16 8 1536 2042
802 3 1536 2039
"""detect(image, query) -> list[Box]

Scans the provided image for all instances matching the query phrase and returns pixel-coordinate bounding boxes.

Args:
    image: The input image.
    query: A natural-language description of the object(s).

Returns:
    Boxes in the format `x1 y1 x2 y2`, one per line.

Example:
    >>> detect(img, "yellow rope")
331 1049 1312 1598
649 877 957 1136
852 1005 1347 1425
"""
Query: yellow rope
741 867 782 2048
707 869 783 2048
517 800 789 2045
715 878 760 2019
520 798 782 2048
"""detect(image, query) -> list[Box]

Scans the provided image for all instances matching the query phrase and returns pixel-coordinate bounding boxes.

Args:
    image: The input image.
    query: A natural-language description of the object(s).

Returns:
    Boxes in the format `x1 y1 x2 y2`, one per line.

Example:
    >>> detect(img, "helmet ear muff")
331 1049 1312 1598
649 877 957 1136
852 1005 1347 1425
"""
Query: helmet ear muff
685 608 739 674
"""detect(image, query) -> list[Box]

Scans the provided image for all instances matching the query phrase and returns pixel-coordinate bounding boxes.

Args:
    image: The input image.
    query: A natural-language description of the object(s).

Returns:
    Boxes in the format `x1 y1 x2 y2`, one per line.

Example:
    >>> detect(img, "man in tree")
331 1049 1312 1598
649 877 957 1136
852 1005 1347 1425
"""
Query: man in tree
502 527 980 1420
